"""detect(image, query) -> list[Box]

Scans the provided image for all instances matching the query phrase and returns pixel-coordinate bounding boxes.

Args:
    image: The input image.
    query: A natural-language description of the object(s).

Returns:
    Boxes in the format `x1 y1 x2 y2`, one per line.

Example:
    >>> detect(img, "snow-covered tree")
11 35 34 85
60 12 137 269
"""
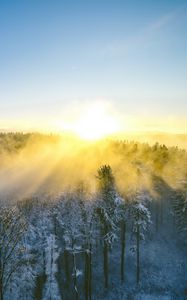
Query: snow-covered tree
6 232 36 300
56 192 84 300
96 165 121 288
34 205 61 300
42 233 61 300
75 184 97 300
173 189 187 236
117 195 129 283
0 205 27 300
130 191 151 284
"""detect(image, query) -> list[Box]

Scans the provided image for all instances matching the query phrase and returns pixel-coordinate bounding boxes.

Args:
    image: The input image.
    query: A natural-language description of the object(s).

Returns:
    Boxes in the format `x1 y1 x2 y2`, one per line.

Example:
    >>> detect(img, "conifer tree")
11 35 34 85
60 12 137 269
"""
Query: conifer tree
96 165 120 289
130 191 151 284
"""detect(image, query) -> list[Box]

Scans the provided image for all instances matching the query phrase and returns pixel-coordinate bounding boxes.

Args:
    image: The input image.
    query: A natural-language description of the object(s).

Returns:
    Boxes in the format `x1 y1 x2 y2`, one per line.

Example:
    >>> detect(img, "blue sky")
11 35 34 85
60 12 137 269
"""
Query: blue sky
0 0 187 132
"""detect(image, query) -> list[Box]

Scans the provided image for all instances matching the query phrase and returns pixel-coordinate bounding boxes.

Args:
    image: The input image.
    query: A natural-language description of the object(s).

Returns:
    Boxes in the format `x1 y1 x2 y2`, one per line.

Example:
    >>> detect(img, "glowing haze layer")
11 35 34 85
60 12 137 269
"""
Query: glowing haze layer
0 134 187 201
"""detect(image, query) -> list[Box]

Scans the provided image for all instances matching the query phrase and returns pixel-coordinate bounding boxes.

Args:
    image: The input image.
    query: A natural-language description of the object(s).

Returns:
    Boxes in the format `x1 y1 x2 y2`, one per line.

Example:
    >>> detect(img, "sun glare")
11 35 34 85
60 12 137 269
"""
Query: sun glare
61 103 119 140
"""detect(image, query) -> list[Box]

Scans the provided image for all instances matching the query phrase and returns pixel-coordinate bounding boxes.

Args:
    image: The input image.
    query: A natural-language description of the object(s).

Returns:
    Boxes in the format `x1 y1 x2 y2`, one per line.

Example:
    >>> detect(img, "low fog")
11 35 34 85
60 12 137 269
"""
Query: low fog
0 132 187 201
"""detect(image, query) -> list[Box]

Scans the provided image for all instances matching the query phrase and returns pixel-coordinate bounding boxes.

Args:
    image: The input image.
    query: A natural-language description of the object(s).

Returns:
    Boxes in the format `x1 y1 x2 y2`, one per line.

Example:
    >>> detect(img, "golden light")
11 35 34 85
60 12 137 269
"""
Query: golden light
60 103 120 140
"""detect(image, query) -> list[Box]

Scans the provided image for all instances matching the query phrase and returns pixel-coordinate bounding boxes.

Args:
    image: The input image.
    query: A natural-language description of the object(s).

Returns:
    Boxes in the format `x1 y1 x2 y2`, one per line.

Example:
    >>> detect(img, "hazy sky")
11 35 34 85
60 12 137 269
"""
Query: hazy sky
0 0 187 133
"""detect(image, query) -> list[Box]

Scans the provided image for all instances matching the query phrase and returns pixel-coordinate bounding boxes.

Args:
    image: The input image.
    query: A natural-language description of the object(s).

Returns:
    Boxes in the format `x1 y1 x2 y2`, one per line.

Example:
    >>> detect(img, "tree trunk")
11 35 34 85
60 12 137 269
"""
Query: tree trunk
0 273 3 300
84 249 89 300
85 242 92 300
72 252 79 300
64 250 70 287
49 239 54 300
0 285 3 300
120 220 126 282
0 291 3 300
103 240 108 288
88 243 92 300
136 224 140 285
34 273 47 300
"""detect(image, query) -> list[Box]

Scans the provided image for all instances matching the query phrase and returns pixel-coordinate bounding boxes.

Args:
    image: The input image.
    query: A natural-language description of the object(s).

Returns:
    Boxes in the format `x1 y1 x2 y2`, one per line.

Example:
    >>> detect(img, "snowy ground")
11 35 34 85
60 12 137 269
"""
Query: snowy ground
91 206 187 300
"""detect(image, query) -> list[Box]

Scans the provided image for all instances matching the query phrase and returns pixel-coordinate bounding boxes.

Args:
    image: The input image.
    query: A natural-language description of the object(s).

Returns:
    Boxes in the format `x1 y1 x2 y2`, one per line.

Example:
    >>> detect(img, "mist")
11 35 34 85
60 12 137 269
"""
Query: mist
0 132 186 202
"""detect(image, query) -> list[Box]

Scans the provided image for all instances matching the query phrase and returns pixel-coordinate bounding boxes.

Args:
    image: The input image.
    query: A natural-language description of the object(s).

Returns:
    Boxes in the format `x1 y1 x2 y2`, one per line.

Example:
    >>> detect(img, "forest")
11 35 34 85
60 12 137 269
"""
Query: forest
0 133 187 300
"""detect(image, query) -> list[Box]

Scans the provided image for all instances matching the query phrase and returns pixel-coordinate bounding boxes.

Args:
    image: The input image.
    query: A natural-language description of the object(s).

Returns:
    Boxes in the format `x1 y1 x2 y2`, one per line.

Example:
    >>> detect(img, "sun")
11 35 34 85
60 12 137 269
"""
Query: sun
75 104 119 140
61 103 119 141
